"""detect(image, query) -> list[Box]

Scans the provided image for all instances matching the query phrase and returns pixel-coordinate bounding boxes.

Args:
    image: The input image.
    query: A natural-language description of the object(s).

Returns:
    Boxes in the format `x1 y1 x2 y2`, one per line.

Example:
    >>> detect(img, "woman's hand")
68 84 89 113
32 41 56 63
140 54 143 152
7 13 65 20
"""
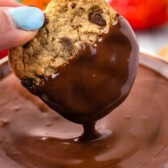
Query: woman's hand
0 0 45 50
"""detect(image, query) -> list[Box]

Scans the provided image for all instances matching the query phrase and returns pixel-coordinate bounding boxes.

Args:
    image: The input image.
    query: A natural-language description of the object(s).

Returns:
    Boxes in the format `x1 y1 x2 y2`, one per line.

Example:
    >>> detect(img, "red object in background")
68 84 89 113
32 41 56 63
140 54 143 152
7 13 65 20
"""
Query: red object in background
109 0 168 30
20 0 50 10
0 50 8 59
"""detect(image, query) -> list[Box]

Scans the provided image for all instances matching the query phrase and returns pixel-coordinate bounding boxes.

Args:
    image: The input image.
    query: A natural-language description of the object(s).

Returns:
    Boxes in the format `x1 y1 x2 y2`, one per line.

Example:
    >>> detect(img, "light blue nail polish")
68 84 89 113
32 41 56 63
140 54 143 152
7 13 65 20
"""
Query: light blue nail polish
9 7 45 31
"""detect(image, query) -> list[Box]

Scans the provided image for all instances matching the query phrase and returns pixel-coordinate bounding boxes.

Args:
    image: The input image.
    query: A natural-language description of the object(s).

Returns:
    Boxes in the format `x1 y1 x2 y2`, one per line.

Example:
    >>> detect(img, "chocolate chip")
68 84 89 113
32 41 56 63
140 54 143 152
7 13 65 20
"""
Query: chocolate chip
71 3 76 9
21 78 39 95
21 78 34 89
22 42 30 48
114 13 120 21
44 17 49 26
36 74 48 80
89 6 106 26
59 37 73 55
42 15 49 28
89 12 106 26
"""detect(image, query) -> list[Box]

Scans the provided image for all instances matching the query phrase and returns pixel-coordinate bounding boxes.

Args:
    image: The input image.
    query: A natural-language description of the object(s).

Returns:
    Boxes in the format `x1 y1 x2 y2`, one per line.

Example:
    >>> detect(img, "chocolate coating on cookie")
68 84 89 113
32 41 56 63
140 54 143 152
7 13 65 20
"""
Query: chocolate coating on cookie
21 78 41 95
22 16 139 124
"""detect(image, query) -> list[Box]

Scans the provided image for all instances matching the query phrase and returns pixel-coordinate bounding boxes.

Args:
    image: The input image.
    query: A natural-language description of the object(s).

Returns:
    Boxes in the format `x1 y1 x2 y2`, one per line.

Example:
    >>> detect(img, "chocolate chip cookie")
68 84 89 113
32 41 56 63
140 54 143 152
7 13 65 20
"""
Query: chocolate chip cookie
9 0 117 83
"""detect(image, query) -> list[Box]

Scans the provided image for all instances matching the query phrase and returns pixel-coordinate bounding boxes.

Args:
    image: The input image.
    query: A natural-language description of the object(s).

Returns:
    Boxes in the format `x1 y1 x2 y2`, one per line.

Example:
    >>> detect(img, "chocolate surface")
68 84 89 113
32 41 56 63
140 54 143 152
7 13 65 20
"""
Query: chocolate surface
23 16 138 124
0 66 168 168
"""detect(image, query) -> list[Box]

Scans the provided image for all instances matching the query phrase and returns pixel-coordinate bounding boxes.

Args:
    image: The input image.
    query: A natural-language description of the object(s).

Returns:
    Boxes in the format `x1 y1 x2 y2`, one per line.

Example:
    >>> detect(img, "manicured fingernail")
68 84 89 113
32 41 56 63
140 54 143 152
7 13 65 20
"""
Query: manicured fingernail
8 6 45 31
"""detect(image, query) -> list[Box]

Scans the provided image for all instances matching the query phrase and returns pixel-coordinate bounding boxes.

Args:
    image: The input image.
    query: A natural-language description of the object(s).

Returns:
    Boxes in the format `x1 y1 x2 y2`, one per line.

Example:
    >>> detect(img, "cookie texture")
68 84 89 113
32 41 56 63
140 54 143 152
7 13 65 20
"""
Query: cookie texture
9 0 117 83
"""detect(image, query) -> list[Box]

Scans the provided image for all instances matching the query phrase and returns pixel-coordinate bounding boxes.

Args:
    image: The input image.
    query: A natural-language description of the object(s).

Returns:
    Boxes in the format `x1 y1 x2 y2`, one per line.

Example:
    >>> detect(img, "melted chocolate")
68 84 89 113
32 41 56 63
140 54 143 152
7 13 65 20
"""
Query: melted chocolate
0 66 168 168
24 16 138 124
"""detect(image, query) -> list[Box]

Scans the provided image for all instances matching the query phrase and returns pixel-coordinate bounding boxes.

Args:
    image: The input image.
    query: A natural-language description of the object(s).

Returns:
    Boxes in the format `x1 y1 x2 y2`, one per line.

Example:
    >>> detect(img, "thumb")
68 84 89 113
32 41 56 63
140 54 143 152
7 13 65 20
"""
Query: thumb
0 6 45 50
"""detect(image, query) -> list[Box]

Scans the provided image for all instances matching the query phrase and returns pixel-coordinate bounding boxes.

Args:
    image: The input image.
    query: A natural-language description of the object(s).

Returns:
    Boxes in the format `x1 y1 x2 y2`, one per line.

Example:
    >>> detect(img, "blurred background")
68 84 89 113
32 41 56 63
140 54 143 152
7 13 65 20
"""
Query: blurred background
1 0 168 61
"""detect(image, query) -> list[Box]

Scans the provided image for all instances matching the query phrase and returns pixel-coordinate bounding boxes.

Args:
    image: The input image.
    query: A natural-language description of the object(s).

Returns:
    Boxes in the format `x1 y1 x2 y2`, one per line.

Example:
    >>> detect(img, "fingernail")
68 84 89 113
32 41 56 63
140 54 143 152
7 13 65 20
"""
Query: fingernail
8 6 45 31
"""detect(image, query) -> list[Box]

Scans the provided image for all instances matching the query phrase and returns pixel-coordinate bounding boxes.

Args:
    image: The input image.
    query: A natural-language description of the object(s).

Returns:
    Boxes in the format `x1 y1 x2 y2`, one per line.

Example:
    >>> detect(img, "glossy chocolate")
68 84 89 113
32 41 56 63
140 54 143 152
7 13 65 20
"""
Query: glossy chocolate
23 16 138 124
1 66 168 168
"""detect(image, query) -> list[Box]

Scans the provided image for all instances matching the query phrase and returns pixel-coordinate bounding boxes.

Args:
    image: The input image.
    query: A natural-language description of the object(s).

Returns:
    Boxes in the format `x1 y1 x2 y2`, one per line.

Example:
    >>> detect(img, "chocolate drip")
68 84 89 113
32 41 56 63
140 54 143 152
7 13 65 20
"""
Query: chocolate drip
79 122 100 141
24 16 139 124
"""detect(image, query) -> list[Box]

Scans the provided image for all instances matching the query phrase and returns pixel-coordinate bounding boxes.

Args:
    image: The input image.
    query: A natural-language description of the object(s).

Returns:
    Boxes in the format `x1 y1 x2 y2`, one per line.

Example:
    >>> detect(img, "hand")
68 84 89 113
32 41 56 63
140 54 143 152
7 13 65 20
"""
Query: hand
0 0 45 50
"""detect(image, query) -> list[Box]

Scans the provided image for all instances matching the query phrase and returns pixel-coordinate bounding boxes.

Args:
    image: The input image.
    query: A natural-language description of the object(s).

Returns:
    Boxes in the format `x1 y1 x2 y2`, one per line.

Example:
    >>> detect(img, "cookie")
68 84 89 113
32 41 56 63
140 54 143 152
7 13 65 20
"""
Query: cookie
9 0 117 83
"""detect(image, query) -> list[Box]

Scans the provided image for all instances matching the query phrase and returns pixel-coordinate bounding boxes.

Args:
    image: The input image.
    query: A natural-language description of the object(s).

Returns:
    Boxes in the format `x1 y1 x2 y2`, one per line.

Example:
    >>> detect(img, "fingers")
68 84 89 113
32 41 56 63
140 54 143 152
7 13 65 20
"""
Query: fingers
0 6 45 50
0 0 23 7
